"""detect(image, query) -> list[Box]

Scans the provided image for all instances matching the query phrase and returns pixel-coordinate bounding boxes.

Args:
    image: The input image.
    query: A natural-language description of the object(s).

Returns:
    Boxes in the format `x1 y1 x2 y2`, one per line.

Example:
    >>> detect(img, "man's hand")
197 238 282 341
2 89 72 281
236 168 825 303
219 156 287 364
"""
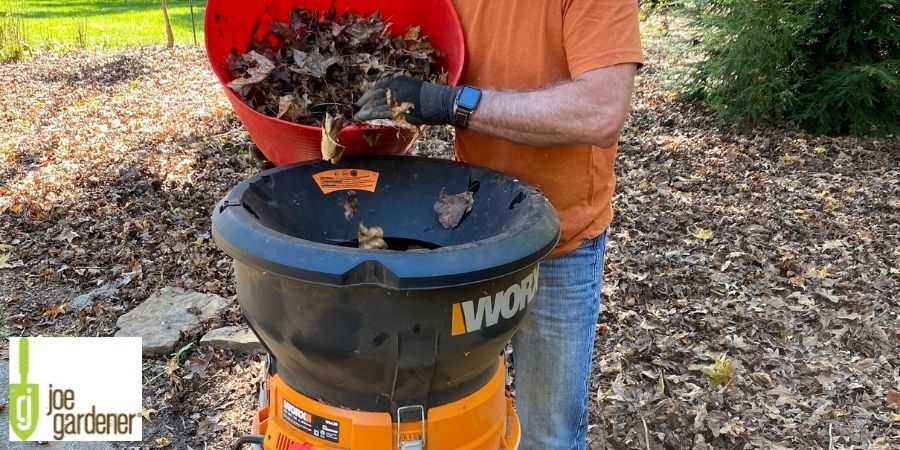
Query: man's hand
354 76 459 125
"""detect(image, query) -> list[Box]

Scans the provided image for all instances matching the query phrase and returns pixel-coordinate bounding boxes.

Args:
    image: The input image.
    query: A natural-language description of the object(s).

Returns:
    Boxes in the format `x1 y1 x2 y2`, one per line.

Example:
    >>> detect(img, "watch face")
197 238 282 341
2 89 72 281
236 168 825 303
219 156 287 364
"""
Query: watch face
457 87 481 110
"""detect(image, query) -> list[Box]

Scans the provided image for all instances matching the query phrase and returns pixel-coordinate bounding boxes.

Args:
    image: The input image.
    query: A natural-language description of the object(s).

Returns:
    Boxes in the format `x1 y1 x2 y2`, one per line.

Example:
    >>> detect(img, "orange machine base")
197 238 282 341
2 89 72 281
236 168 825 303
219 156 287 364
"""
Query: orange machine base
251 358 520 450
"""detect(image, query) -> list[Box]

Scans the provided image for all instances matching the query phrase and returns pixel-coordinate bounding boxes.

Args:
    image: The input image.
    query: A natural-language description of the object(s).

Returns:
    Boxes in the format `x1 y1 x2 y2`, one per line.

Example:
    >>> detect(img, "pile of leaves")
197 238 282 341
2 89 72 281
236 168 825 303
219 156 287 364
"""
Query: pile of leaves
227 8 442 126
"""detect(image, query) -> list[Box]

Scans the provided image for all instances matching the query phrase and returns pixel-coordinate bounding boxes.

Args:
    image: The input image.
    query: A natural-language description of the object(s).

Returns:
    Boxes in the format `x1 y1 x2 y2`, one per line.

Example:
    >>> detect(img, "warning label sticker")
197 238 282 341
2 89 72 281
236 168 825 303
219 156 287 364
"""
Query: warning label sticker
283 399 341 443
312 169 379 194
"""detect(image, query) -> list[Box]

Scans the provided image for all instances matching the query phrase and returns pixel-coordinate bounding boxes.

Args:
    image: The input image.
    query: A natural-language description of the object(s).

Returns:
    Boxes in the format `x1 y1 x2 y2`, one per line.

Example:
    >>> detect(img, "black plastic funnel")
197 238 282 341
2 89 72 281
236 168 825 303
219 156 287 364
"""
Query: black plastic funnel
213 156 559 413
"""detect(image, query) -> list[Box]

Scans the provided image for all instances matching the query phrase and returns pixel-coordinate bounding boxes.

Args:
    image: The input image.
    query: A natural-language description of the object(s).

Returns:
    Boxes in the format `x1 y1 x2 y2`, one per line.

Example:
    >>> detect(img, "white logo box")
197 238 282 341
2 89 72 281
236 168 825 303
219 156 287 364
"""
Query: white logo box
8 337 142 442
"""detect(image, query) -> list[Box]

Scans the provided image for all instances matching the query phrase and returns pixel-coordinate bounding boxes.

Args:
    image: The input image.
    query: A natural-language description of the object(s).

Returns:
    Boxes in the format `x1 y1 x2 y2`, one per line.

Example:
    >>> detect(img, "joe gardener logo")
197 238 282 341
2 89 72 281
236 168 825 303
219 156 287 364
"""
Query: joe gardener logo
10 338 39 440
8 337 142 442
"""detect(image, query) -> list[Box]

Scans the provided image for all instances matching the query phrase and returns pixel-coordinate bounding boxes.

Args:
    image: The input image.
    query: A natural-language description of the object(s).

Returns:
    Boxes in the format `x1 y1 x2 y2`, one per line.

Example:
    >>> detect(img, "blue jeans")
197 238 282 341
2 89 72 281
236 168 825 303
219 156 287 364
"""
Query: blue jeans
512 231 607 450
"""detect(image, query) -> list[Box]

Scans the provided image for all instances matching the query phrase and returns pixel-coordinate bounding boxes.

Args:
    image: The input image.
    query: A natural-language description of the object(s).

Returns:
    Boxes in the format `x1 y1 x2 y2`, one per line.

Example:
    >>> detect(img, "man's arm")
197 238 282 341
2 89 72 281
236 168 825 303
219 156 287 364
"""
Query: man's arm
467 63 637 148
353 63 636 148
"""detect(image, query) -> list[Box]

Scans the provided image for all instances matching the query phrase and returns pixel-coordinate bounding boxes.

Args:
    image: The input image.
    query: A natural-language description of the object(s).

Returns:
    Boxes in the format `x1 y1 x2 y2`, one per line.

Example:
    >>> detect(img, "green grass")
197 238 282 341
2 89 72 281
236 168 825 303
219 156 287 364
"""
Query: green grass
2 0 207 50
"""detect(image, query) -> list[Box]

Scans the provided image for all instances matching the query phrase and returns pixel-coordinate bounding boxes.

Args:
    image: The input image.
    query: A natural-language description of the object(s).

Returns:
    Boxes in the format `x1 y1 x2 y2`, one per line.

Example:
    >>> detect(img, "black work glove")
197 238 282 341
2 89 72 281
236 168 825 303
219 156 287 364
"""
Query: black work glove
354 76 460 125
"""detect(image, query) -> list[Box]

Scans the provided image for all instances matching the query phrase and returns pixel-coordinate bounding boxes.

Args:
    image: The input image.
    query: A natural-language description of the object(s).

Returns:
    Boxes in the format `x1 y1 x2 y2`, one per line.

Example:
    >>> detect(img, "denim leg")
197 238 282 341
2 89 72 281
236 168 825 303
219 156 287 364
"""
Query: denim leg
511 232 607 450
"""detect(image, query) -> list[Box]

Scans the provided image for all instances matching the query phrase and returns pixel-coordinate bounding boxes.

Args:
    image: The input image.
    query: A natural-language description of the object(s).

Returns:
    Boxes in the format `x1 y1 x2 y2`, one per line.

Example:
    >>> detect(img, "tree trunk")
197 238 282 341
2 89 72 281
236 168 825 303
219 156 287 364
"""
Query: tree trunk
161 0 175 48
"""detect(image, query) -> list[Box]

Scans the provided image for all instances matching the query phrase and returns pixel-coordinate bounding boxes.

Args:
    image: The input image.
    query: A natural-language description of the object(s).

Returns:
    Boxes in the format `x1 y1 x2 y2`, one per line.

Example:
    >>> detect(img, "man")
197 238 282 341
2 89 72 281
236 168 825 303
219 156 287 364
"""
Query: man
355 1 643 448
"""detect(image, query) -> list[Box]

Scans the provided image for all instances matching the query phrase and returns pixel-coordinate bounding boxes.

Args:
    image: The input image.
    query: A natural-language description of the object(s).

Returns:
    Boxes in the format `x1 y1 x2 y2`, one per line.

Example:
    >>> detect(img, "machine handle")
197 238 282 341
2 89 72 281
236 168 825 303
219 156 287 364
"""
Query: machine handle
396 404 426 450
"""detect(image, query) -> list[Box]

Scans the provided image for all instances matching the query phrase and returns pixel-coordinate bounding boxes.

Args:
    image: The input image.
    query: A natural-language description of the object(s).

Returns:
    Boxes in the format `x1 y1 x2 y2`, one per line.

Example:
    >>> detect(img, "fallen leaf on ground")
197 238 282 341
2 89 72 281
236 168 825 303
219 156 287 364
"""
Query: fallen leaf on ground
887 390 900 407
702 354 734 388
358 222 388 249
42 303 66 320
822 239 844 250
769 385 797 406
693 227 714 240
750 372 776 388
164 342 194 376
156 436 172 448
163 355 180 376
434 187 474 229
0 243 12 268
142 408 158 420
321 113 345 164
55 229 79 244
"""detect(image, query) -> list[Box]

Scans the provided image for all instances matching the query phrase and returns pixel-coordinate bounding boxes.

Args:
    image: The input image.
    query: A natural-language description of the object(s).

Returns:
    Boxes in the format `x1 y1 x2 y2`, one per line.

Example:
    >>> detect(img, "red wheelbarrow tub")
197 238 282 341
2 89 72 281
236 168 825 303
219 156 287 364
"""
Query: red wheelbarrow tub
204 0 465 166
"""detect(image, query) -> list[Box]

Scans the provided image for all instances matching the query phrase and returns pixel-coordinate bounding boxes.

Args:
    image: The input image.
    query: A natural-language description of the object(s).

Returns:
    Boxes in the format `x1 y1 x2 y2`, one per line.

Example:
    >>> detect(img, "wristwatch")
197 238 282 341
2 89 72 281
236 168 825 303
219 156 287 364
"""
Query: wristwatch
453 86 482 128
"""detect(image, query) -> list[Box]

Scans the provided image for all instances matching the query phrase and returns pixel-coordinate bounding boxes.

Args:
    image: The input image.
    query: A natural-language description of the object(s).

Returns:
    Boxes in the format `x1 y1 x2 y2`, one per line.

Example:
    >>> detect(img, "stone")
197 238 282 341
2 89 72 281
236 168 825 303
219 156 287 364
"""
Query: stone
115 287 231 355
200 326 265 355
71 273 133 309
71 284 118 309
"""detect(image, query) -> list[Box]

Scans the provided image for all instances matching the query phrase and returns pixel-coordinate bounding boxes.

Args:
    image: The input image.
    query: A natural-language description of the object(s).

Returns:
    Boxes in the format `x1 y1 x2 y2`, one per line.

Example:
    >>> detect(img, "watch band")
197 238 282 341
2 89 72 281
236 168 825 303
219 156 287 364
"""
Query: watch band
454 108 472 128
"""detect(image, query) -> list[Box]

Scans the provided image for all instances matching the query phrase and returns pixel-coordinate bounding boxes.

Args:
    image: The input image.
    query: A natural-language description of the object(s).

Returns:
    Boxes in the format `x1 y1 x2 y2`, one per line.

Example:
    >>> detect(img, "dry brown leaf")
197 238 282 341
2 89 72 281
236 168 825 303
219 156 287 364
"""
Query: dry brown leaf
163 355 180 376
386 88 420 132
226 51 274 90
358 222 388 250
0 243 12 269
362 130 380 147
404 26 421 42
276 94 294 119
750 371 776 388
692 227 714 240
702 354 733 388
434 187 474 229
434 69 449 85
0 196 12 214
142 408 158 420
42 303 66 319
321 113 345 164
887 390 900 407
156 436 172 448
290 48 342 78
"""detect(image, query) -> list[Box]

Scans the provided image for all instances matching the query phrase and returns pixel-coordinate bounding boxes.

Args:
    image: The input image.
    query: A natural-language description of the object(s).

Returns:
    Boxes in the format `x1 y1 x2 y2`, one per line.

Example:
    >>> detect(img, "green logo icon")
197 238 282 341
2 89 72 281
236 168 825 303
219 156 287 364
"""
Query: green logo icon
9 337 40 440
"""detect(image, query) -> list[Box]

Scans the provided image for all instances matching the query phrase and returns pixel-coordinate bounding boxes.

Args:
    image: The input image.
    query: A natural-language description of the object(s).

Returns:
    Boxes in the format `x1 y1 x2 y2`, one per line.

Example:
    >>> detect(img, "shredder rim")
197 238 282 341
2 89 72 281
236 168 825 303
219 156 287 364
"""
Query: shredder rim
212 156 561 289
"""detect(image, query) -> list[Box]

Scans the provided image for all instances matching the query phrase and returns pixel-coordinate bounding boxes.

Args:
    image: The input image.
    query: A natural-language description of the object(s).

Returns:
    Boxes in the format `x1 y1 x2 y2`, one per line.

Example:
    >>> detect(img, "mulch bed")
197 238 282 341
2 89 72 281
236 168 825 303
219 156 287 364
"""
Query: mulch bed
1 18 897 449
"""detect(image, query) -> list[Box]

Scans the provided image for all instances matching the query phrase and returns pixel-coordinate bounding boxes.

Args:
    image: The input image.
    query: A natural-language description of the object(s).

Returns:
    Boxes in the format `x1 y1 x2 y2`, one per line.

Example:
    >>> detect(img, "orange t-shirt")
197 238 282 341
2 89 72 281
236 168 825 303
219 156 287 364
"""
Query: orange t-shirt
450 0 644 258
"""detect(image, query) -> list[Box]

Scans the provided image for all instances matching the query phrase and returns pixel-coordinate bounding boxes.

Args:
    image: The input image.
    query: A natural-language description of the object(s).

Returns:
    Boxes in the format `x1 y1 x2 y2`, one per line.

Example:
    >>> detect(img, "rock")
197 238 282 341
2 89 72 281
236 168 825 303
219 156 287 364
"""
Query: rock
115 287 231 355
200 326 265 354
71 273 133 309
71 284 118 309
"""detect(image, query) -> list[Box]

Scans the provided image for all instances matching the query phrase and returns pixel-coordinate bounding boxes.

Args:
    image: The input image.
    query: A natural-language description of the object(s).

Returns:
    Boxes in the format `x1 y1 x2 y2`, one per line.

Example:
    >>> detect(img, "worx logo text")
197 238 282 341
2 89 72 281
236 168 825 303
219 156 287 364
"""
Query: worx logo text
451 268 539 336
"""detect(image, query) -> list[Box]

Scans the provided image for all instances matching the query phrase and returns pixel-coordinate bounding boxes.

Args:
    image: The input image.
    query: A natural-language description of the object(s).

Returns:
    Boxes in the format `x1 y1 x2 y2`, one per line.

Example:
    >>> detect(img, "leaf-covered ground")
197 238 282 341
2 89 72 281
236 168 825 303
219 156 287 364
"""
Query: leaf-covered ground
588 22 899 450
1 19 898 450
